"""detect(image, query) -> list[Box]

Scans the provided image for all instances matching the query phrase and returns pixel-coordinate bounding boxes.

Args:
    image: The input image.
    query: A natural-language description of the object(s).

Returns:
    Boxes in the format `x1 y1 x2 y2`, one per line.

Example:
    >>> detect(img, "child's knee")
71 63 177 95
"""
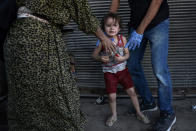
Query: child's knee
108 93 116 102
127 87 137 97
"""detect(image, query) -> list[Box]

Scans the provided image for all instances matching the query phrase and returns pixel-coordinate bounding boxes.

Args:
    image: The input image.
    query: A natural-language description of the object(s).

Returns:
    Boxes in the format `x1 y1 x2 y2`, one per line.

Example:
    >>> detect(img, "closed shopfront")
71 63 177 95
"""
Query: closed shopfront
63 0 196 96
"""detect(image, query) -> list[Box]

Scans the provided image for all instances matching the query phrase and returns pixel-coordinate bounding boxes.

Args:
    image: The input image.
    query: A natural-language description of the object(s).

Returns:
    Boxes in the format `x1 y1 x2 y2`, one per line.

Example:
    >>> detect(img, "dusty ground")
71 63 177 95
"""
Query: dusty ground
81 97 196 131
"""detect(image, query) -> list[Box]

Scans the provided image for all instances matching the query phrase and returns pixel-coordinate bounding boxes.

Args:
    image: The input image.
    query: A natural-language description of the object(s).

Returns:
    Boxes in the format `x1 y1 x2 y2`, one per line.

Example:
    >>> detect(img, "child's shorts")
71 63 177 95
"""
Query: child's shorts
104 68 134 94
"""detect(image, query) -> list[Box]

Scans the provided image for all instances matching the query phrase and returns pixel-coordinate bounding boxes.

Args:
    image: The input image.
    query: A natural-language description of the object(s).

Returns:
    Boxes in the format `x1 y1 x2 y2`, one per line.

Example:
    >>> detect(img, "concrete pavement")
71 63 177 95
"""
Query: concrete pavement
1 97 195 131
81 97 196 131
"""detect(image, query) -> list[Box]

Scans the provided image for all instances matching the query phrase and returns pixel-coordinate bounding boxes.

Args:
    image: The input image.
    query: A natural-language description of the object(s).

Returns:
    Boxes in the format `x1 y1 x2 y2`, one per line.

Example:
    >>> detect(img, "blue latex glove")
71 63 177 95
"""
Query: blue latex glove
125 30 143 50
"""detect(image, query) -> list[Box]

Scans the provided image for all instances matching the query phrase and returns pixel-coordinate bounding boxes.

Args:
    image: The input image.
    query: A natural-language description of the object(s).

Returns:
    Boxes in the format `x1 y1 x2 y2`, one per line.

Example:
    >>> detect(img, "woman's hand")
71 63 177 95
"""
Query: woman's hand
94 27 116 54
100 36 116 54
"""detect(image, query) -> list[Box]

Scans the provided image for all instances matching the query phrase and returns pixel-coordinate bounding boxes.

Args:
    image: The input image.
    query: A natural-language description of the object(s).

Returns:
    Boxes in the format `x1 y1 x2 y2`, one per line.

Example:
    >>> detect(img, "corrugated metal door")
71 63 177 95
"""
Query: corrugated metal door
63 0 196 95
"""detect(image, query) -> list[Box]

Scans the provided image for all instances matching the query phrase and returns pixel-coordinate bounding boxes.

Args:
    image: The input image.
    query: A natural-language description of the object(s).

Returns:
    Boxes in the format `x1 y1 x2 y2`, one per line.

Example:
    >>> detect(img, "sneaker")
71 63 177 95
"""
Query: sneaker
140 101 158 112
129 101 158 114
105 115 117 127
136 113 150 124
153 113 176 131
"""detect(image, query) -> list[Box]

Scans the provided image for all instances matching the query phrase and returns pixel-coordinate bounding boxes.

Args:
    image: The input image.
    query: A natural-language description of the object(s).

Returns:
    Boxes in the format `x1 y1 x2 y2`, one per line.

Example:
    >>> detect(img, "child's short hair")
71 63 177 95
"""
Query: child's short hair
101 13 122 32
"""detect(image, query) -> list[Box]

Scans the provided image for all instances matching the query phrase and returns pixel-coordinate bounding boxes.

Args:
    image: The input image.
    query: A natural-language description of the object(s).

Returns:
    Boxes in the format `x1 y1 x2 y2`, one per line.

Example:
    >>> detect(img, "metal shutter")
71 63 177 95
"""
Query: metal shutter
63 0 196 95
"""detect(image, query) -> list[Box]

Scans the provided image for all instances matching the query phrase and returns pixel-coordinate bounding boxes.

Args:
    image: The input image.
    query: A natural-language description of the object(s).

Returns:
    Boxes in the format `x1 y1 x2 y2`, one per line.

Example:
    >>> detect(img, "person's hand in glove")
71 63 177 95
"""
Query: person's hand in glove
125 30 143 50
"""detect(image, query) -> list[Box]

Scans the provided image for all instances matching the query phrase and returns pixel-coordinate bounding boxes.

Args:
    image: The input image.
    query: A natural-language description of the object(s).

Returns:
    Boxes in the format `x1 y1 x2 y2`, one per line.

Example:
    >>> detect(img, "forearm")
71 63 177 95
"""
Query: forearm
122 53 129 61
92 54 102 62
92 46 102 62
94 27 108 41
110 0 120 13
116 52 129 62
136 0 163 34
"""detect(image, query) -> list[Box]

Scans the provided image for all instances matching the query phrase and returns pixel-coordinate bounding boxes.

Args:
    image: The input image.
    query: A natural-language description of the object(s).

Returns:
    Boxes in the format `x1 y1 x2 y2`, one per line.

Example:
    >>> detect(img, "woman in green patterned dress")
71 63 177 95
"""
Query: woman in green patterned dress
4 0 115 130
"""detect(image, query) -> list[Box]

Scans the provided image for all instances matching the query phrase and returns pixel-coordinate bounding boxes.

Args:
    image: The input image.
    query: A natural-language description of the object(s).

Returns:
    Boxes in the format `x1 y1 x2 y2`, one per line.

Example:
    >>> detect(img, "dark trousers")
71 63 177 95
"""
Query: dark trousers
0 28 8 129
0 28 7 94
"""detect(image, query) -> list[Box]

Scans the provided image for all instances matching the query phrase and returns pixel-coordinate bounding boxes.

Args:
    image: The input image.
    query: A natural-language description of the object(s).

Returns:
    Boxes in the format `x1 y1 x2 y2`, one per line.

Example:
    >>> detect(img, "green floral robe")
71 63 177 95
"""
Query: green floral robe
4 0 99 130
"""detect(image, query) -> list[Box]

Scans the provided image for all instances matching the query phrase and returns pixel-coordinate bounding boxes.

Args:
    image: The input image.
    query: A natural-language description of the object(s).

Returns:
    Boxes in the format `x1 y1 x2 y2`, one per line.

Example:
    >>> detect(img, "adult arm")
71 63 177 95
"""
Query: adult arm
136 0 163 34
65 0 115 53
94 27 115 53
110 0 120 13
126 0 164 50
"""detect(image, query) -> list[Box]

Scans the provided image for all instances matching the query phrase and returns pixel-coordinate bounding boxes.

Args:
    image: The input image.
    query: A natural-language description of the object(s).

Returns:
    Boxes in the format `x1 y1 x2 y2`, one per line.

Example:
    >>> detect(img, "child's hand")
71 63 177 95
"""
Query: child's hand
101 55 110 63
114 55 124 62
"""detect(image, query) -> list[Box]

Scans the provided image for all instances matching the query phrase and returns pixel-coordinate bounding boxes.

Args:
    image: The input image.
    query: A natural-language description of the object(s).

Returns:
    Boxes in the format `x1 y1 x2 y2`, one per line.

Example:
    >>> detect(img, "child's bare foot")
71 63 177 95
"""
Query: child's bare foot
137 113 150 124
106 115 117 127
